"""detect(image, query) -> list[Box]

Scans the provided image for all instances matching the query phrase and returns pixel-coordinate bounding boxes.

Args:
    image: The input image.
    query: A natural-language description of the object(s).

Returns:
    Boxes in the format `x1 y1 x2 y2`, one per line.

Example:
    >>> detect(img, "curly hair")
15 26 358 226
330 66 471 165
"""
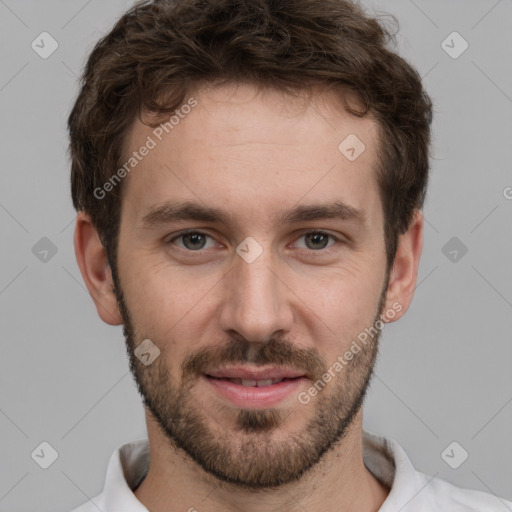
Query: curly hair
67 0 433 272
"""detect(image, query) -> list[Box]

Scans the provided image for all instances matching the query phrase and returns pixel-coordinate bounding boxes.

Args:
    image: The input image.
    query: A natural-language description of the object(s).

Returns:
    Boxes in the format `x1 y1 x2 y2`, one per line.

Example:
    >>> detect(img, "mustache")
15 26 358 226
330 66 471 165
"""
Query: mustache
180 335 326 382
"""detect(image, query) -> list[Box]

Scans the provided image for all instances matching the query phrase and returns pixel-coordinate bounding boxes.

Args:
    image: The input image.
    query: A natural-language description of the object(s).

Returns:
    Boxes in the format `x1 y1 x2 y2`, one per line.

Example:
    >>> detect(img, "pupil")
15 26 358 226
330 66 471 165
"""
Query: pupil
306 233 328 250
184 233 205 250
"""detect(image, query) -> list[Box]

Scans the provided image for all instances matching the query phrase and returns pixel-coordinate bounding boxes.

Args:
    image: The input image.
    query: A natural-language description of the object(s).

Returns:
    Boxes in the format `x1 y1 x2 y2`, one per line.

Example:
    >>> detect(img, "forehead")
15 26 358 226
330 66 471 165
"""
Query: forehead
120 82 382 228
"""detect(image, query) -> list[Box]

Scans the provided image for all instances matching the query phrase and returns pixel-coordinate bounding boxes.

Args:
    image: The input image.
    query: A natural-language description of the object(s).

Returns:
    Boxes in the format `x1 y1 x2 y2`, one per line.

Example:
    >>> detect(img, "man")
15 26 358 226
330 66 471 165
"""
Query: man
67 0 512 510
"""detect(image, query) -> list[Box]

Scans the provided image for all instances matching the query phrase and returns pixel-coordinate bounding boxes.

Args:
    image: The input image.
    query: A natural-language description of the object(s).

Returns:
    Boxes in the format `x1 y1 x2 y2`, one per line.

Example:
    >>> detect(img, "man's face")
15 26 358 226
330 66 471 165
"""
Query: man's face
113 83 391 488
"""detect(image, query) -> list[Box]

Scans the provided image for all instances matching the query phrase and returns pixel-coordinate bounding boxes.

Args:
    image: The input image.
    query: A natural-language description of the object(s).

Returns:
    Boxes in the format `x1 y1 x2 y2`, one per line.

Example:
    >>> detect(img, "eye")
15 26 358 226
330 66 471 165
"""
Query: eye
293 231 339 251
167 230 217 251
166 229 341 253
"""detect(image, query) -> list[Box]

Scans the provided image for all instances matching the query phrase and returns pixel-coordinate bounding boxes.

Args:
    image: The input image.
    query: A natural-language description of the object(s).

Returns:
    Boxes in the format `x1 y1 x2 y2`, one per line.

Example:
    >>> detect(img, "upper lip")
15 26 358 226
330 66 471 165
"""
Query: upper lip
205 366 306 381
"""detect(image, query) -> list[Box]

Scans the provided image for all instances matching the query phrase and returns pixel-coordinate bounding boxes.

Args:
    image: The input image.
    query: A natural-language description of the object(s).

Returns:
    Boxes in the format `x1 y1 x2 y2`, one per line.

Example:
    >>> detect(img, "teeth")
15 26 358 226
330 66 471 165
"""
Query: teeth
225 377 285 386
256 379 273 387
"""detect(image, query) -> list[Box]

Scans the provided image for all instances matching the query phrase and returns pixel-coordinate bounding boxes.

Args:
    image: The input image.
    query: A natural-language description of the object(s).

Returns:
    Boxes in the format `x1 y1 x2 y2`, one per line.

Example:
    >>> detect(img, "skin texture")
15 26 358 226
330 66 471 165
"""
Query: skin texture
74 82 423 512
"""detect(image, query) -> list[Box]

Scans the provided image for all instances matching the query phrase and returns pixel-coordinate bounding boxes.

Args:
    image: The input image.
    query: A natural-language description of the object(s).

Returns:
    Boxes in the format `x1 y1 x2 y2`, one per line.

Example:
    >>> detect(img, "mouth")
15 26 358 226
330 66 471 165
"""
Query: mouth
206 376 298 387
202 366 308 408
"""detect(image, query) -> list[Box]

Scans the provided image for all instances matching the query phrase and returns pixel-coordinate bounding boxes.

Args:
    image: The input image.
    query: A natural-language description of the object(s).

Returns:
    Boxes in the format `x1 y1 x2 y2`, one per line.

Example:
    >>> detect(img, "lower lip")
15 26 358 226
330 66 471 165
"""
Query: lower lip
202 375 308 408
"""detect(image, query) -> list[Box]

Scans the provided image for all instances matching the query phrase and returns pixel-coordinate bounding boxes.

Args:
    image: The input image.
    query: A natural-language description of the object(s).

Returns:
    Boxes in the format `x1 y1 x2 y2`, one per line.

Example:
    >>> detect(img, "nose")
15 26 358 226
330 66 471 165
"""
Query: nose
217 247 294 343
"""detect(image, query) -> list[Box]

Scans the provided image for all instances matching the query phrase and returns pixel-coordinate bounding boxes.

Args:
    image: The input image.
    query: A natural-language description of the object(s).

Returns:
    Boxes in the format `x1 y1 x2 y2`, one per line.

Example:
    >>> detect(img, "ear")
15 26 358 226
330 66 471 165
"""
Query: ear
382 209 423 323
73 212 123 325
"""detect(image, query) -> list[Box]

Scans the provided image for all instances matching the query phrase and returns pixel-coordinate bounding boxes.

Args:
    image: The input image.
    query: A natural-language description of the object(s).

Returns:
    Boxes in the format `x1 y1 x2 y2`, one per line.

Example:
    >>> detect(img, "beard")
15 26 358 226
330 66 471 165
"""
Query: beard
112 267 388 490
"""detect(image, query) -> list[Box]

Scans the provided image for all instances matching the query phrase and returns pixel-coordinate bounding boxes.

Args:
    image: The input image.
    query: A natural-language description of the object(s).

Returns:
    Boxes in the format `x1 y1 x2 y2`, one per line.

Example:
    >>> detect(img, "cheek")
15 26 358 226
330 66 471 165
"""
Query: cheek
119 256 218 342
304 250 383 300
296 264 384 350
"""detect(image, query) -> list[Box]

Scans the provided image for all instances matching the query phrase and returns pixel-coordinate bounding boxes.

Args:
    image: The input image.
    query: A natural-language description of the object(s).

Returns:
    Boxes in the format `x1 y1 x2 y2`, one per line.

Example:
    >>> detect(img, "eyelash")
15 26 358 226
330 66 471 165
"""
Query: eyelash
166 229 342 253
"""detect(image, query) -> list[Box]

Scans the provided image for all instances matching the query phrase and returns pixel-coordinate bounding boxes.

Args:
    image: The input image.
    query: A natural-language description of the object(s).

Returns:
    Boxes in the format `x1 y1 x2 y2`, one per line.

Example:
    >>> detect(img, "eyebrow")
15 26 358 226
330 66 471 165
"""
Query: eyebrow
140 200 367 229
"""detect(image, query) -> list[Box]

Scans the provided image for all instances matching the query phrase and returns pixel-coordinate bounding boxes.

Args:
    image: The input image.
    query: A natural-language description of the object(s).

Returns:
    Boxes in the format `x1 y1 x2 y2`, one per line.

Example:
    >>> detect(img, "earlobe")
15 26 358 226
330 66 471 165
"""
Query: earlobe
73 212 123 326
383 209 424 323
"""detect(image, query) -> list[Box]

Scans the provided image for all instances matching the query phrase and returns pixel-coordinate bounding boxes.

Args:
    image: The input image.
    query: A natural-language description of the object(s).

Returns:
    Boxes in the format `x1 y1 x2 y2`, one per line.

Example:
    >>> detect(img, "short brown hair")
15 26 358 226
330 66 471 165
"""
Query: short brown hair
68 0 433 272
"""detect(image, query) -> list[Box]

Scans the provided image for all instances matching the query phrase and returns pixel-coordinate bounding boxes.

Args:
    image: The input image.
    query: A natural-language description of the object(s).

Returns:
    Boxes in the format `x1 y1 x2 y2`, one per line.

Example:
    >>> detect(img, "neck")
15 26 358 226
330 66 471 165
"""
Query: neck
134 411 390 512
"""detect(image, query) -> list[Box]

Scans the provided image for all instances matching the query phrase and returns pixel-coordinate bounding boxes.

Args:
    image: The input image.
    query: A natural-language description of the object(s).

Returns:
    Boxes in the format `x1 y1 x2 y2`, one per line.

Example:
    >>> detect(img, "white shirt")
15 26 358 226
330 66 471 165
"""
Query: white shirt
70 429 512 511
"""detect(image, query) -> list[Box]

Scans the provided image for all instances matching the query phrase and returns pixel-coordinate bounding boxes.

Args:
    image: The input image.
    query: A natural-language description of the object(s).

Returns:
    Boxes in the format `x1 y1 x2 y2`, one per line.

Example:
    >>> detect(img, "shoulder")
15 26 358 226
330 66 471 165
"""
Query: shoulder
67 492 105 512
362 430 512 512
420 470 512 511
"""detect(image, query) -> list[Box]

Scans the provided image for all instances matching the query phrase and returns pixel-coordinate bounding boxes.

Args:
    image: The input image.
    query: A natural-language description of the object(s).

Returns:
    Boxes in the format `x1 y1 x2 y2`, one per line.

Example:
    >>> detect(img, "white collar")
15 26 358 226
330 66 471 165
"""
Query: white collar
74 429 512 511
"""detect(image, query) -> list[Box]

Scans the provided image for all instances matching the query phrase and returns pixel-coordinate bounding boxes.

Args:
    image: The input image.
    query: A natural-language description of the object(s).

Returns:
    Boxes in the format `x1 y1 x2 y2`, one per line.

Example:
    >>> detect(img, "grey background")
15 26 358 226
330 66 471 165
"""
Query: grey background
0 0 511 510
